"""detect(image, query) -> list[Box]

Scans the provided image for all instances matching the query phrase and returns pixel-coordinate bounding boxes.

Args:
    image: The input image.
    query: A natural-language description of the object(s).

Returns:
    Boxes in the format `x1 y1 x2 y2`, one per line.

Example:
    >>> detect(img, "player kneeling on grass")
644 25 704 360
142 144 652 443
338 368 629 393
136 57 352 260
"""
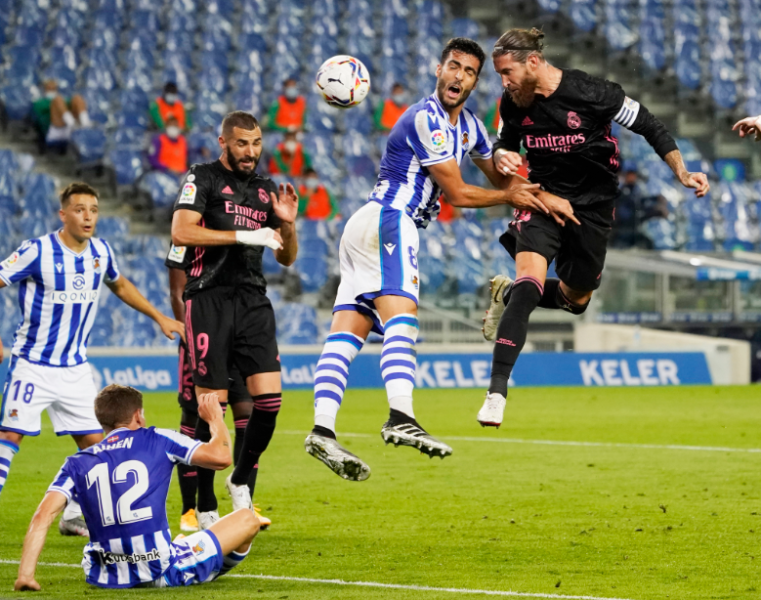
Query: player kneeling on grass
14 385 259 591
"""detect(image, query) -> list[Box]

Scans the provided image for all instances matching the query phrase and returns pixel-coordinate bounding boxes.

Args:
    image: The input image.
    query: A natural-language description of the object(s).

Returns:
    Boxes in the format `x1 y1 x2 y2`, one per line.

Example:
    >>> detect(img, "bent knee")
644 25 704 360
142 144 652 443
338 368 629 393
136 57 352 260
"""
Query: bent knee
235 508 260 536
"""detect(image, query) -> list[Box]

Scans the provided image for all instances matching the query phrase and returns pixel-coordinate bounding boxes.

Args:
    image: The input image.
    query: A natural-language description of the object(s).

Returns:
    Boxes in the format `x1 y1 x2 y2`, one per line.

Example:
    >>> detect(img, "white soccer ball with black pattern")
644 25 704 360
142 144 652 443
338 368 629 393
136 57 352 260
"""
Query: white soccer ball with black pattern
315 55 371 109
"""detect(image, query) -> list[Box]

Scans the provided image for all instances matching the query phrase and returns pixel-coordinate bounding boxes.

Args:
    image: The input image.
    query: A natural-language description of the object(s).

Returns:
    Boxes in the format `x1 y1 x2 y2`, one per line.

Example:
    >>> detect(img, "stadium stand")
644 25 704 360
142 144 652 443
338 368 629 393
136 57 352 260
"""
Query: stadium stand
0 0 759 349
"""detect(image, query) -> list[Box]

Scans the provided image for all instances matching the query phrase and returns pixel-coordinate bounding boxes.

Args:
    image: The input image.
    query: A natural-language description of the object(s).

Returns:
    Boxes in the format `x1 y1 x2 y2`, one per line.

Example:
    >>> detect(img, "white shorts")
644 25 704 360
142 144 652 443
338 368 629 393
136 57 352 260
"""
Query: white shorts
334 201 420 333
1 356 101 437
46 124 72 143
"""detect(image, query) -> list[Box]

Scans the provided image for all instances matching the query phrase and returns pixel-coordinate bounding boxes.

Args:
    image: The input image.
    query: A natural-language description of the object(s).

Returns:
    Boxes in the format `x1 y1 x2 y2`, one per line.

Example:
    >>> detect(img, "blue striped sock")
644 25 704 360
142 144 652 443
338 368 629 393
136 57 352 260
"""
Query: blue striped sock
0 440 19 497
381 314 419 419
219 548 249 577
313 332 364 432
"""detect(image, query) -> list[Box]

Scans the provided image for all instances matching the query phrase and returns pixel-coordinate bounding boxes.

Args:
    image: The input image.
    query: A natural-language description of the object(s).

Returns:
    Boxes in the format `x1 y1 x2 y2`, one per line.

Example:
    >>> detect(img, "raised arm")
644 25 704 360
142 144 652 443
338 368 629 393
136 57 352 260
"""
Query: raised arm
427 158 546 212
189 392 233 470
107 276 185 341
15 491 68 591
270 183 299 267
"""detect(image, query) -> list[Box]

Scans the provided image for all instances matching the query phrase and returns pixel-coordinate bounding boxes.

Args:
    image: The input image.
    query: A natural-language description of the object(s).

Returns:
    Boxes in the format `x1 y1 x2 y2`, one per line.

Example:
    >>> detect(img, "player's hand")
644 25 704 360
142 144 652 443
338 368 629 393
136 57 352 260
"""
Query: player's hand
235 228 283 250
158 316 185 343
494 149 523 176
732 115 761 141
506 183 549 214
197 392 224 424
14 577 41 591
680 171 710 197
271 182 299 224
538 191 581 226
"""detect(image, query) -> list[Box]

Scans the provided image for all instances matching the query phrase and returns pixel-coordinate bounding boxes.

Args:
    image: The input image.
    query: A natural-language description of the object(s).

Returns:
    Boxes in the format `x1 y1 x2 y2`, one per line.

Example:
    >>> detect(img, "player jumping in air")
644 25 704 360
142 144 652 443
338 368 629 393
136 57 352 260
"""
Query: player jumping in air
305 37 577 481
477 28 710 426
171 111 298 529
14 384 259 591
165 243 271 531
0 183 183 535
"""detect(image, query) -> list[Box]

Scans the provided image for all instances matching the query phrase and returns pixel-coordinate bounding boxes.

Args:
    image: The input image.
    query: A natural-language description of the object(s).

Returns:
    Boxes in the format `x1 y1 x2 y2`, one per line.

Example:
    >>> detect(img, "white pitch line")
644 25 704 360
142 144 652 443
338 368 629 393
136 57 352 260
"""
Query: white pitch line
0 560 637 600
280 430 761 454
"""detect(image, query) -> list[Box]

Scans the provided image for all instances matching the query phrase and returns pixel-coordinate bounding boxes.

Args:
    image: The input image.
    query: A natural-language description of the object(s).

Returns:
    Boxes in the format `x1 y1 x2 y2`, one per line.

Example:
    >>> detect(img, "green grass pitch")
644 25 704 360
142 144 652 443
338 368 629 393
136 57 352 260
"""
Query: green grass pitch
1 386 760 600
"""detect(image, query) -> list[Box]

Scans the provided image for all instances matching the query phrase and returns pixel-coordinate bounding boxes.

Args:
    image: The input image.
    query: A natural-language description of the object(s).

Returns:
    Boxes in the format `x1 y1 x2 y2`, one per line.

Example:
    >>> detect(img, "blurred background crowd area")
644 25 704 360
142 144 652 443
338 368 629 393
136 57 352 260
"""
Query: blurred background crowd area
0 0 760 353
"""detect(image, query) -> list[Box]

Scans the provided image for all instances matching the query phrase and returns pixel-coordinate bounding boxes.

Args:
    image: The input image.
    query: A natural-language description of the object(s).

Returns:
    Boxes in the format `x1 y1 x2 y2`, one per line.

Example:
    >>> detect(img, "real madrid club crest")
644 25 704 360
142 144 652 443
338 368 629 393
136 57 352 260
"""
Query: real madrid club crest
567 111 581 129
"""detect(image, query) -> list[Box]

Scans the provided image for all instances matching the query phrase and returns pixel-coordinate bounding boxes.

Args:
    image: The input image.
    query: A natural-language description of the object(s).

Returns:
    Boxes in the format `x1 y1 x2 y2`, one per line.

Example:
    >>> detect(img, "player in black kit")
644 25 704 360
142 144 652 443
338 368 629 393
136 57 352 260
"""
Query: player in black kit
477 28 710 427
165 243 271 532
171 111 298 529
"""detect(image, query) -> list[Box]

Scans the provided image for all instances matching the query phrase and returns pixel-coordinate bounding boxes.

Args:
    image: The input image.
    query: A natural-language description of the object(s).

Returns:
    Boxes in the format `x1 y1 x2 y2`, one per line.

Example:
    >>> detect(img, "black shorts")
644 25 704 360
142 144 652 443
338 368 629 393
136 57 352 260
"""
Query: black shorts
500 201 615 292
184 286 280 390
177 342 251 412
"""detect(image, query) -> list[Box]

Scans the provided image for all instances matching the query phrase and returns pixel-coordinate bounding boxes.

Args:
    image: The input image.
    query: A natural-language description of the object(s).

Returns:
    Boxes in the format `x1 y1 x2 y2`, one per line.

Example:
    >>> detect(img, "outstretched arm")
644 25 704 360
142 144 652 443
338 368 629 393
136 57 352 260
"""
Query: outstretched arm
171 209 283 250
663 149 710 198
271 183 299 267
15 491 68 591
107 276 185 342
732 115 761 141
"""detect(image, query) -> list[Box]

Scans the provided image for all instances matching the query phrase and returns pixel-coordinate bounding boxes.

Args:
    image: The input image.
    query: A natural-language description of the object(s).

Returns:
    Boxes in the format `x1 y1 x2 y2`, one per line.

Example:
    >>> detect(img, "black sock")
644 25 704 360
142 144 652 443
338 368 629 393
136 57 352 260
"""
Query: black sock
177 411 198 513
194 417 217 512
231 393 281 490
537 278 562 309
311 425 336 440
489 279 543 397
233 415 258 498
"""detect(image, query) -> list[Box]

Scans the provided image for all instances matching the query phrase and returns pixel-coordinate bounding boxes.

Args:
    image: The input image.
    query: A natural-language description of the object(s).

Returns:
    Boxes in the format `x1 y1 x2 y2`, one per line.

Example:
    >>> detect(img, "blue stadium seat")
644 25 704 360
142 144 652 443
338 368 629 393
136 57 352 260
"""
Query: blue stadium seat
138 171 181 209
294 255 328 292
97 216 130 239
109 149 144 186
570 0 598 32
71 129 107 164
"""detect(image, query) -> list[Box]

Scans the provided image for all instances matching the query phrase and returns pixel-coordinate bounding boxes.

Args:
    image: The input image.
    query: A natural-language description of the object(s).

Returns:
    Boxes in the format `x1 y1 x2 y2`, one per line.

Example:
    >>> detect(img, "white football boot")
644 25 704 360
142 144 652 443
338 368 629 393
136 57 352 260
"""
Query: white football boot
305 433 371 481
482 275 512 341
196 510 220 530
225 474 254 512
59 515 89 537
477 392 507 428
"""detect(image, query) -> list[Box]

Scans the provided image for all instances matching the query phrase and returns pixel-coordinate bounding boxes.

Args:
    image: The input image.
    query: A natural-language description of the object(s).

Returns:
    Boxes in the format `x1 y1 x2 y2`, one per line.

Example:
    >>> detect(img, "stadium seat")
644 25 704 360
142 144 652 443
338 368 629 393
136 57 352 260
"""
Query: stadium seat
70 128 107 164
294 255 328 292
138 171 181 209
109 149 144 186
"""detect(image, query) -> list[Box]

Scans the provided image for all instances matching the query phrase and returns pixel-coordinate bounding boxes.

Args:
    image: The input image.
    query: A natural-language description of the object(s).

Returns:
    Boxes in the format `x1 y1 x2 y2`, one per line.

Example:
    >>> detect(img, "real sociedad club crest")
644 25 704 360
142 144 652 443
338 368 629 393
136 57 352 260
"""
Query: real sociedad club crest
567 111 581 129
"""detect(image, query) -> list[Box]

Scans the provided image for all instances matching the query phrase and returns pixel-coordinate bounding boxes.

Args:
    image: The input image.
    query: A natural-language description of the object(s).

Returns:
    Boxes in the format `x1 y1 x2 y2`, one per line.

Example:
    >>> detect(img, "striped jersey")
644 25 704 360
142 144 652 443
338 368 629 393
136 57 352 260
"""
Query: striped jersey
368 93 493 228
49 426 202 588
0 231 120 366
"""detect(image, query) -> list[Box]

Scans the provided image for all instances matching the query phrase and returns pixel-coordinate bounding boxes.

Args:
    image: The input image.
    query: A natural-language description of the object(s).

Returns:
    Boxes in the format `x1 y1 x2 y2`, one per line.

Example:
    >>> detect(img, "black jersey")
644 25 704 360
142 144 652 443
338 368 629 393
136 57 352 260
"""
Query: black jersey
494 68 678 206
164 243 191 271
171 160 282 298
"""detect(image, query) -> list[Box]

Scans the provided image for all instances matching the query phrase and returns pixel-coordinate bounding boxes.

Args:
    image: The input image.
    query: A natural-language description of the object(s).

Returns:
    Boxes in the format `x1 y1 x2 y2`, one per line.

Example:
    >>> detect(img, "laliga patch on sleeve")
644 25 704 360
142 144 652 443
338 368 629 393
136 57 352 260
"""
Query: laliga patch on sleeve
167 245 187 263
0 251 19 269
179 183 197 204
429 129 447 154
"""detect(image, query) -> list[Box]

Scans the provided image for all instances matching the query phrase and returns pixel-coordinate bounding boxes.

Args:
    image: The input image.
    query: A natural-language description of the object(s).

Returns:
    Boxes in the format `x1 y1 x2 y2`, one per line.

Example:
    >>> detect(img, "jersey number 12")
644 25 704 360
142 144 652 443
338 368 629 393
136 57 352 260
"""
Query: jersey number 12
86 461 153 527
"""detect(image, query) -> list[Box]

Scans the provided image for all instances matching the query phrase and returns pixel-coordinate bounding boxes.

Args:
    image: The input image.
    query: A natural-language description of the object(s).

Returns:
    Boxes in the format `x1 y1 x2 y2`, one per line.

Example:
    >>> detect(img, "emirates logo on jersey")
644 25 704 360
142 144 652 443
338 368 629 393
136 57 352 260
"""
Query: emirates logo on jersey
567 111 582 129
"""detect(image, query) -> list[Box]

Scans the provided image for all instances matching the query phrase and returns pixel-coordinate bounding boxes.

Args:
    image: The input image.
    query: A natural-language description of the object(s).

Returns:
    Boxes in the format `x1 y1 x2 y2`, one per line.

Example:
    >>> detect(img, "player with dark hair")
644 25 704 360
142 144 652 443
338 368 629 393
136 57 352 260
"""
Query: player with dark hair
165 244 271 531
304 38 576 481
0 182 183 536
170 111 298 528
14 384 259 591
477 28 710 426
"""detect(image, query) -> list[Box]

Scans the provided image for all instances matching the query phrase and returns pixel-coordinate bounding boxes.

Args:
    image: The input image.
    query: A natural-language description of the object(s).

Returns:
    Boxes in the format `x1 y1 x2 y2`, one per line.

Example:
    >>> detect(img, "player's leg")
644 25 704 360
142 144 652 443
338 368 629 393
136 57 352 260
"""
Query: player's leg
0 431 22 499
185 289 234 529
179 406 200 532
0 357 36 500
480 212 562 427
227 292 281 510
45 362 102 536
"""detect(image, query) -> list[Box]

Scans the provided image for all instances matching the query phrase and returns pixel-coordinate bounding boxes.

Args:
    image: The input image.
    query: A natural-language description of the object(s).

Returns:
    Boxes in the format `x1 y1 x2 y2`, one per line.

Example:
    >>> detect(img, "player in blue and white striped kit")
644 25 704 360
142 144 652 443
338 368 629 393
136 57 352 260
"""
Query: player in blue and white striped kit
304 38 575 481
13 385 259 591
0 183 183 536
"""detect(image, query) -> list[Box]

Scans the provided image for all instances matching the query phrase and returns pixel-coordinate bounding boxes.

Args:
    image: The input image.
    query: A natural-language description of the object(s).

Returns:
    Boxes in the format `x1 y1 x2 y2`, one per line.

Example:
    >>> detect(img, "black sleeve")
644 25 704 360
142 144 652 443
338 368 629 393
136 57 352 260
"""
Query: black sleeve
164 243 191 270
492 92 522 154
172 164 211 215
263 179 283 230
596 78 679 160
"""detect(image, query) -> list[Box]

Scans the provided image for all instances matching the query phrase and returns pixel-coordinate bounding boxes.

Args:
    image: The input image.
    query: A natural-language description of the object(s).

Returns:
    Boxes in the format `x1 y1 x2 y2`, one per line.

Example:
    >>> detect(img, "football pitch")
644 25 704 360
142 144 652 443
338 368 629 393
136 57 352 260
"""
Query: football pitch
0 386 759 600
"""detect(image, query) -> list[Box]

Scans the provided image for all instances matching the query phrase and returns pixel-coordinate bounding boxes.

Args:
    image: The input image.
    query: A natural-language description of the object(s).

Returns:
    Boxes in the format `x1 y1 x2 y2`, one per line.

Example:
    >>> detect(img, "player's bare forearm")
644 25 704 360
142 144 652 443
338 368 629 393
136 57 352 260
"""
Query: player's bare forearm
192 393 233 469
16 492 67 591
274 222 297 266
445 184 513 208
171 210 238 247
663 149 710 196
663 149 689 181
168 268 186 322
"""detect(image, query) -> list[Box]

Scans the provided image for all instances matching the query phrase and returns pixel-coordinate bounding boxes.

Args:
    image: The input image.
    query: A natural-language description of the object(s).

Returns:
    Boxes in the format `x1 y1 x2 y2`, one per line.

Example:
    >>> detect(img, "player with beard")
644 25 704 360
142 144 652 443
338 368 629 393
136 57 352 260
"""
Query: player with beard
477 28 710 427
171 111 299 528
304 38 577 481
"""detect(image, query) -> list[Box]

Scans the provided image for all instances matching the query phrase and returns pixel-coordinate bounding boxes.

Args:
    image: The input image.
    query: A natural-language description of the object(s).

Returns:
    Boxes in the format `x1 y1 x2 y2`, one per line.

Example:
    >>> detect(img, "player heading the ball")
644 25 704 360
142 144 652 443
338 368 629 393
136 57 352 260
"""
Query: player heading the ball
305 38 577 481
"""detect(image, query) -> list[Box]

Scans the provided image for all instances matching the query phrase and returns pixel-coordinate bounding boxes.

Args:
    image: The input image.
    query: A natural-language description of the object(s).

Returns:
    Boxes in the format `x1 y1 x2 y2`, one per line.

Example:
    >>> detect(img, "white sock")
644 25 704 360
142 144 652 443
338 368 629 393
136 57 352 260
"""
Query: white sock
78 110 91 128
313 332 364 433
0 440 18 496
62 111 76 128
63 499 82 520
381 314 419 419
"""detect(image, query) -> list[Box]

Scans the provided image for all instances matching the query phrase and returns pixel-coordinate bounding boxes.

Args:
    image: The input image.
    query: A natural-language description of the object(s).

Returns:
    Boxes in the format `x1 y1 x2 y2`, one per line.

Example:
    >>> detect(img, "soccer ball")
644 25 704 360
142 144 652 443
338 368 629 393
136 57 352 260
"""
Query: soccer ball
315 55 371 109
